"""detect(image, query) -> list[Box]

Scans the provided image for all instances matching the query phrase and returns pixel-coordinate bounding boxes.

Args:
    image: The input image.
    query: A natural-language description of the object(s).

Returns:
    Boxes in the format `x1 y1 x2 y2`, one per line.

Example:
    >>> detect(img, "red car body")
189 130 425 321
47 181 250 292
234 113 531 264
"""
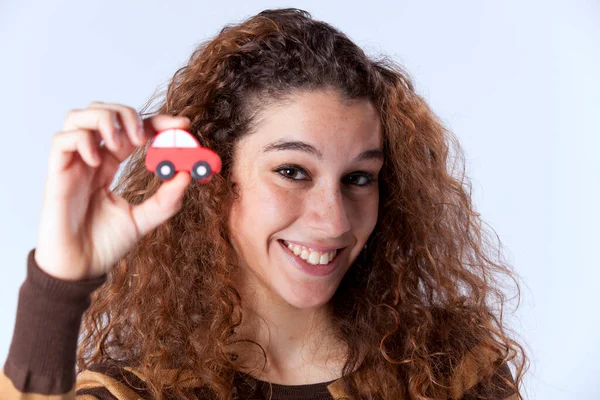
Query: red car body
145 128 222 182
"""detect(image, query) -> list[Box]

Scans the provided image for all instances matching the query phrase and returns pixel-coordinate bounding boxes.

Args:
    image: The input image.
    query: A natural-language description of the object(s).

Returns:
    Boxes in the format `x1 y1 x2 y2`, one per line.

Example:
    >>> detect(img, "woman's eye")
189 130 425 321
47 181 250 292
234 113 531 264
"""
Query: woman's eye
274 166 376 187
344 173 376 187
275 165 308 181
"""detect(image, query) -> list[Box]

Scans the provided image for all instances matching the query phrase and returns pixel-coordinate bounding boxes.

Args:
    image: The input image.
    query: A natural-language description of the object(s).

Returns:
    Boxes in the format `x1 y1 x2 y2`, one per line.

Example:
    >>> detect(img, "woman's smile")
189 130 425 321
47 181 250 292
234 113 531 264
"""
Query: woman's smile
277 239 347 277
281 239 344 264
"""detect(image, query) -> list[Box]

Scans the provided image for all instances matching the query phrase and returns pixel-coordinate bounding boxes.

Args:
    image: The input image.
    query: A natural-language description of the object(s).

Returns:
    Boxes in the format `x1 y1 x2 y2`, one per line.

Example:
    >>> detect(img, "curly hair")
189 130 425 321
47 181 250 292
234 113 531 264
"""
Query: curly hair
76 8 529 399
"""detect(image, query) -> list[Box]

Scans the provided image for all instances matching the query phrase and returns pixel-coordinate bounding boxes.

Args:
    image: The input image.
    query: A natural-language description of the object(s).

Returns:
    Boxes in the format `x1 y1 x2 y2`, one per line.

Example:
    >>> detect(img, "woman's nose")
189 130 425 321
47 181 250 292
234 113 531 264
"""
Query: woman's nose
304 185 351 238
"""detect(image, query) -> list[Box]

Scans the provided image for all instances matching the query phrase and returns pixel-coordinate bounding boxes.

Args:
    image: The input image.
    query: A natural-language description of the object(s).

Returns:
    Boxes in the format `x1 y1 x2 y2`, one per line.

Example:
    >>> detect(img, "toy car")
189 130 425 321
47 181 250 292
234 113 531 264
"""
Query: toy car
145 128 222 182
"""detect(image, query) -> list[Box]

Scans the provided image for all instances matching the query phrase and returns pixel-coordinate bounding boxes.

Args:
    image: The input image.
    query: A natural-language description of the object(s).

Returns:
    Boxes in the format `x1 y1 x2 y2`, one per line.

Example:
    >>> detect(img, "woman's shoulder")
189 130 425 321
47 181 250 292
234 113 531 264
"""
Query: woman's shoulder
76 362 212 399
76 362 150 399
76 363 349 399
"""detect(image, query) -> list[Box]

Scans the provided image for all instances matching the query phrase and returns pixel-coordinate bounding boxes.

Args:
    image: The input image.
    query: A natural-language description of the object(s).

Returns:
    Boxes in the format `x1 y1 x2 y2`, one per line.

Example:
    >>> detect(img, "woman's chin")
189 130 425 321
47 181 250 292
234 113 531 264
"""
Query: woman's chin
283 296 331 310
273 281 337 310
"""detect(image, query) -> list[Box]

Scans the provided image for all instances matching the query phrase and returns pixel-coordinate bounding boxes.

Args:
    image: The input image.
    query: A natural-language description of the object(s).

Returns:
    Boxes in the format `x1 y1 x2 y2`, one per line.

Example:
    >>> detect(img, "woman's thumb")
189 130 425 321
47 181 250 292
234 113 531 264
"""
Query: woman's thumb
132 172 191 237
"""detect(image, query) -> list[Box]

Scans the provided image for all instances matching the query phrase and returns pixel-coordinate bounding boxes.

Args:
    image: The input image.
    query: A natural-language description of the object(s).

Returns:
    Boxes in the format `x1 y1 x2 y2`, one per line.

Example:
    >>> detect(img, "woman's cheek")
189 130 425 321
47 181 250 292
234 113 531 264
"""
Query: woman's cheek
259 183 305 220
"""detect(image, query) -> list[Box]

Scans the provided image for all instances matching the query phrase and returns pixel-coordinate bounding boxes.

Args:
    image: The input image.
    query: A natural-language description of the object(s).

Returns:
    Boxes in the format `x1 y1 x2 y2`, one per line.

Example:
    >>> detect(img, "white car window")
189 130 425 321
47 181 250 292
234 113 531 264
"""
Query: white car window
175 130 198 148
151 130 175 148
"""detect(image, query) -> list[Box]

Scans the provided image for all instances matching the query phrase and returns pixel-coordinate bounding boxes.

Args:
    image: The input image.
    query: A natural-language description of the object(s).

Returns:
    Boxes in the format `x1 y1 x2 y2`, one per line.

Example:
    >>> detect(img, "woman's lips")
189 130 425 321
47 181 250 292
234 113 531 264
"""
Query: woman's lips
281 239 345 253
278 240 344 277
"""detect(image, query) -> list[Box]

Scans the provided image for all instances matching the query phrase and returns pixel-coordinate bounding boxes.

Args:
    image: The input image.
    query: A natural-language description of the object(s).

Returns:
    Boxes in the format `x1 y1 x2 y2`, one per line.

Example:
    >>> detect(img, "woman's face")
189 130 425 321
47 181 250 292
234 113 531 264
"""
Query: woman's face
228 89 383 309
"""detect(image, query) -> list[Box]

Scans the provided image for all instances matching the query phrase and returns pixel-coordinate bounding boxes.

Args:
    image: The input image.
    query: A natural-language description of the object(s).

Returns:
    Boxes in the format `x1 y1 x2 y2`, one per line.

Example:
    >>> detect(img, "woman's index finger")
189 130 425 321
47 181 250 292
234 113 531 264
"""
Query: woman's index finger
142 115 191 138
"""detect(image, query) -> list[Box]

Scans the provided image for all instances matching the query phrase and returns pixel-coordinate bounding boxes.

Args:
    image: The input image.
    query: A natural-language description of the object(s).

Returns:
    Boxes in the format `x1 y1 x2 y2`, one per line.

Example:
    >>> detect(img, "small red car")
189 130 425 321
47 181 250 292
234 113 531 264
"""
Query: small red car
145 128 222 182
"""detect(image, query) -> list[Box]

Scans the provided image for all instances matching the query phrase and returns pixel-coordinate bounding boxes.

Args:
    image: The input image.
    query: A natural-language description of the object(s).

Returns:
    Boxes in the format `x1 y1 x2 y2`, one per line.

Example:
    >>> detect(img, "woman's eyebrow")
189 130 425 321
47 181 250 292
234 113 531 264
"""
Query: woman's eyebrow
355 148 384 162
263 139 322 159
262 139 384 162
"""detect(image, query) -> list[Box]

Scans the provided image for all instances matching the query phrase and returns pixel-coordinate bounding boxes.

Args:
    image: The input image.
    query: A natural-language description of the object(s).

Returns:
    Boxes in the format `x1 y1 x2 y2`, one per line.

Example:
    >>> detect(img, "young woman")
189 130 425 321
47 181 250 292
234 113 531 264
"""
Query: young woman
1 8 528 400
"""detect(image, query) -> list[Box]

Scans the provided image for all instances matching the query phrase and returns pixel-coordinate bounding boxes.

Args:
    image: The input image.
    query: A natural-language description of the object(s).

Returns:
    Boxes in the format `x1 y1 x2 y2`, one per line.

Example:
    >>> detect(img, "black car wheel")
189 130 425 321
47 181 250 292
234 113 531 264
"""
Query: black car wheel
156 161 176 180
191 161 211 180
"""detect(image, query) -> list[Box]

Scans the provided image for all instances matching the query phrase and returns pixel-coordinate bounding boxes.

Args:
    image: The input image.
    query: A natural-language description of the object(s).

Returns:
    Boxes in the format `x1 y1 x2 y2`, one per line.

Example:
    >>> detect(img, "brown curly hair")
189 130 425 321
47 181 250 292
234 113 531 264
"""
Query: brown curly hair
76 8 529 399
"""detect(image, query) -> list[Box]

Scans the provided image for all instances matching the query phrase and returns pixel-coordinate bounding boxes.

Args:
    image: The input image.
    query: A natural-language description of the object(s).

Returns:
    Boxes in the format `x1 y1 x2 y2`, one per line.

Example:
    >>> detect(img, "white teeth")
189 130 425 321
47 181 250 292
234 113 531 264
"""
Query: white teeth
284 241 339 265
288 243 300 254
308 252 320 264
319 254 329 264
300 249 310 260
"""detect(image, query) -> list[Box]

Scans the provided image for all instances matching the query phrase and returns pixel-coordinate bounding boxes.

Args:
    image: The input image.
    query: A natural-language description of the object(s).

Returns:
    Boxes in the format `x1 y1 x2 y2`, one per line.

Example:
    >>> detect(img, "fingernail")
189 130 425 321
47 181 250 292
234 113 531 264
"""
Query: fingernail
92 147 101 163
112 112 122 129
112 114 123 145
115 128 123 145
138 124 146 140
136 112 146 140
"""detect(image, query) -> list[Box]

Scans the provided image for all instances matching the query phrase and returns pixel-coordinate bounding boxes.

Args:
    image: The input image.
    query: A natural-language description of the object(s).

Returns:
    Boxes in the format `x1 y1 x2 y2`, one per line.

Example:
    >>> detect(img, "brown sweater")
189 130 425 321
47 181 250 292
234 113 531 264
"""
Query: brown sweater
0 250 518 399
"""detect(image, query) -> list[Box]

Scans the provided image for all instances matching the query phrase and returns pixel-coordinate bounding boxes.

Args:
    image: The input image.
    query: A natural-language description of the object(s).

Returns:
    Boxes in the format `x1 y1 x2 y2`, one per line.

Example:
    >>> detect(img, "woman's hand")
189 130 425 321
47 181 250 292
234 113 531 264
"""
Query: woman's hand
34 102 192 281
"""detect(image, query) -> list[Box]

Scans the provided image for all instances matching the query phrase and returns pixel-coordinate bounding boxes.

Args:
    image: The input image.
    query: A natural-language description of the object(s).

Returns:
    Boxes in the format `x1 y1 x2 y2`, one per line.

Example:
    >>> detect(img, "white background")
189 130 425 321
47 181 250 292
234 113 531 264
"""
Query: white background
1 1 598 398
